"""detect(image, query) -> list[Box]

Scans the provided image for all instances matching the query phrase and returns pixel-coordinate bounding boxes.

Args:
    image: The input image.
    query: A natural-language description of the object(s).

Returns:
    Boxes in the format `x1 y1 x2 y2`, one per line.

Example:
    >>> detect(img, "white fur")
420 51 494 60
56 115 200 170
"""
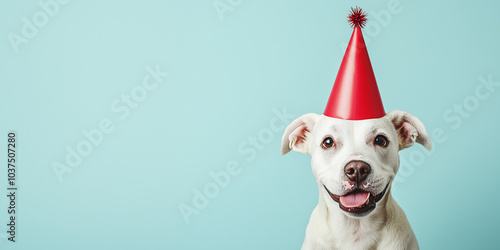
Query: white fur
281 110 431 250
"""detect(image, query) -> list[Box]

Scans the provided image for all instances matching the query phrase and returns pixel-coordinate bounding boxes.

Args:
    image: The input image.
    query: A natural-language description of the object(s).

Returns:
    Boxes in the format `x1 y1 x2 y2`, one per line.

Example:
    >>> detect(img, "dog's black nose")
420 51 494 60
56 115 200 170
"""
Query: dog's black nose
344 161 371 182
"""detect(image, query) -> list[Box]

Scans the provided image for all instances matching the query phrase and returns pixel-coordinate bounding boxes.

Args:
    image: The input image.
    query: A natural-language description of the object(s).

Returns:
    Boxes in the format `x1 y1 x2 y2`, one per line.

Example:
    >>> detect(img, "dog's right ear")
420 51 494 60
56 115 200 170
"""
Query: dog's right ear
281 113 320 155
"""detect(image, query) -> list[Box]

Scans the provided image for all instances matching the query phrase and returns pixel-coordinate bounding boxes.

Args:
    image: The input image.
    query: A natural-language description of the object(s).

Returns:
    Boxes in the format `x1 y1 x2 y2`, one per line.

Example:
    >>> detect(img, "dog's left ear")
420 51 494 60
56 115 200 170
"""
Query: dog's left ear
387 110 432 151
281 113 320 155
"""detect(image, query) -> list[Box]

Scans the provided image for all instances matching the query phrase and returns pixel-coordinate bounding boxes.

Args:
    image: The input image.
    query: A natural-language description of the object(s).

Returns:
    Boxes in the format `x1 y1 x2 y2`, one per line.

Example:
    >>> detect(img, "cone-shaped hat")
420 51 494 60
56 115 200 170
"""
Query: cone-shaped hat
324 7 385 120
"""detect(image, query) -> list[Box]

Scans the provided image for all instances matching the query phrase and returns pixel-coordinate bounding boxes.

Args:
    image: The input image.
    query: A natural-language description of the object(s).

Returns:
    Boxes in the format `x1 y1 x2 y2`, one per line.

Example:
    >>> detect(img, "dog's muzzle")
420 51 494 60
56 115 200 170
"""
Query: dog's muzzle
323 184 389 217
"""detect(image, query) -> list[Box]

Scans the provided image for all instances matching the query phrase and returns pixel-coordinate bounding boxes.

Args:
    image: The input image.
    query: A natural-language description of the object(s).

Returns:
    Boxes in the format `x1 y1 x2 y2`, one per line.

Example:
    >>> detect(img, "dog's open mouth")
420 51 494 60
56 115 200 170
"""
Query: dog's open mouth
323 184 389 216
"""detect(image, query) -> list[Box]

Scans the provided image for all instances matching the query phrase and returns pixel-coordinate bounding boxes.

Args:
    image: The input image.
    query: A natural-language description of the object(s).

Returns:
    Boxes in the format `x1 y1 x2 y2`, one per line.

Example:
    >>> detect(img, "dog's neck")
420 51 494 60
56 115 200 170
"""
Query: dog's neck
315 184 392 248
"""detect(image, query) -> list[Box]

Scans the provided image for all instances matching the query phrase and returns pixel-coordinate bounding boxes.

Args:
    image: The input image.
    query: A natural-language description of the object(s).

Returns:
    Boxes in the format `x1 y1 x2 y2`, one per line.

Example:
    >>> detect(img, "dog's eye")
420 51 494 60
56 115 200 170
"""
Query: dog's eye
322 137 335 149
374 135 388 147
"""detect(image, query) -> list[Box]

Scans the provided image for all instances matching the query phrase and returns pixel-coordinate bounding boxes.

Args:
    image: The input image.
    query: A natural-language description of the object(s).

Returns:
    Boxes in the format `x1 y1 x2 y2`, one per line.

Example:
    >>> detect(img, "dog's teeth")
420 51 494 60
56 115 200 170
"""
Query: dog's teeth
364 193 371 205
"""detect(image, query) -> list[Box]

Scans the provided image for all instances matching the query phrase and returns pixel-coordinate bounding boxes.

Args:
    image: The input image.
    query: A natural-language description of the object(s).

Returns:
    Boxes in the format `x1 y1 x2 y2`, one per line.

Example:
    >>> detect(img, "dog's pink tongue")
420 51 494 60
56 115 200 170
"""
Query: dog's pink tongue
340 192 370 208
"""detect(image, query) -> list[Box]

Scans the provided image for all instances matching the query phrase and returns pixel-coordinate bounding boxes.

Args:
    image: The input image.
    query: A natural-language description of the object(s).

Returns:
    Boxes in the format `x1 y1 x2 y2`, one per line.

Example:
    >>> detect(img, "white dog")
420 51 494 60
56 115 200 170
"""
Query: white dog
281 110 431 250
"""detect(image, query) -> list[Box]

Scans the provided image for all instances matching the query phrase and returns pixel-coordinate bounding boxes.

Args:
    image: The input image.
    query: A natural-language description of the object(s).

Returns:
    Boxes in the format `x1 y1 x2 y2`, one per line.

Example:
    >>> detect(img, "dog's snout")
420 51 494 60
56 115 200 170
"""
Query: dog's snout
344 161 371 182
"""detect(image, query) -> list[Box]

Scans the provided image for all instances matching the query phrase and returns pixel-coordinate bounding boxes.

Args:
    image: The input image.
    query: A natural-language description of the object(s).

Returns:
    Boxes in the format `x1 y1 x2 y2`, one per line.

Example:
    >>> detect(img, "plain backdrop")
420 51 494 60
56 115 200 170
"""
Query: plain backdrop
0 0 499 249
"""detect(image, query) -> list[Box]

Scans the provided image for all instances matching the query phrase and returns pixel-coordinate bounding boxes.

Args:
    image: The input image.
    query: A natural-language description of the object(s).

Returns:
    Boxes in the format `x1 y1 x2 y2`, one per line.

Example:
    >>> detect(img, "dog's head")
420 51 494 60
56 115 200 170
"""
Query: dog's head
281 110 431 217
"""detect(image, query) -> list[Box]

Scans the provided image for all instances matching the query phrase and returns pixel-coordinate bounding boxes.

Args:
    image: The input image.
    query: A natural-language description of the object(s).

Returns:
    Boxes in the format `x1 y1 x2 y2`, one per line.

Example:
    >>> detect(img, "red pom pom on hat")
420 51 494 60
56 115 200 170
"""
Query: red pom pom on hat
348 7 367 28
324 7 385 120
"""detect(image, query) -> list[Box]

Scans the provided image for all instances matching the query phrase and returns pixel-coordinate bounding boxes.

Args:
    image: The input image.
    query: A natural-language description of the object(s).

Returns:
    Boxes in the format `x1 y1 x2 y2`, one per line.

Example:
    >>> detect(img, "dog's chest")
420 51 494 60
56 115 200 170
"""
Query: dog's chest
329 218 381 250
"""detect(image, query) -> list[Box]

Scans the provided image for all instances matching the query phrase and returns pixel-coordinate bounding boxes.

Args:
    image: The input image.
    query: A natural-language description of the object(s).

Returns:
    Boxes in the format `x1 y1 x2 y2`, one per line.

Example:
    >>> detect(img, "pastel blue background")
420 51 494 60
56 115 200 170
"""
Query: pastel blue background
1 0 499 249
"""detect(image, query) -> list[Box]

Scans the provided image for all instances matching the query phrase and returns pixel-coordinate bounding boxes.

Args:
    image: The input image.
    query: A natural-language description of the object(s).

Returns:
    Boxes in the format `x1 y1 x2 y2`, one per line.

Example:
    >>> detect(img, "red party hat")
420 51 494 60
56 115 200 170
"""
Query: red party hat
324 7 385 120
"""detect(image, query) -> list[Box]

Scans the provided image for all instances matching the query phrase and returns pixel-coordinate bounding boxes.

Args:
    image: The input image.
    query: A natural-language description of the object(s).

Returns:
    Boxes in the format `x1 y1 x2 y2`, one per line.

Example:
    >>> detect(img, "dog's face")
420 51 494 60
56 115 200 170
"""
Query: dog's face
281 110 431 218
